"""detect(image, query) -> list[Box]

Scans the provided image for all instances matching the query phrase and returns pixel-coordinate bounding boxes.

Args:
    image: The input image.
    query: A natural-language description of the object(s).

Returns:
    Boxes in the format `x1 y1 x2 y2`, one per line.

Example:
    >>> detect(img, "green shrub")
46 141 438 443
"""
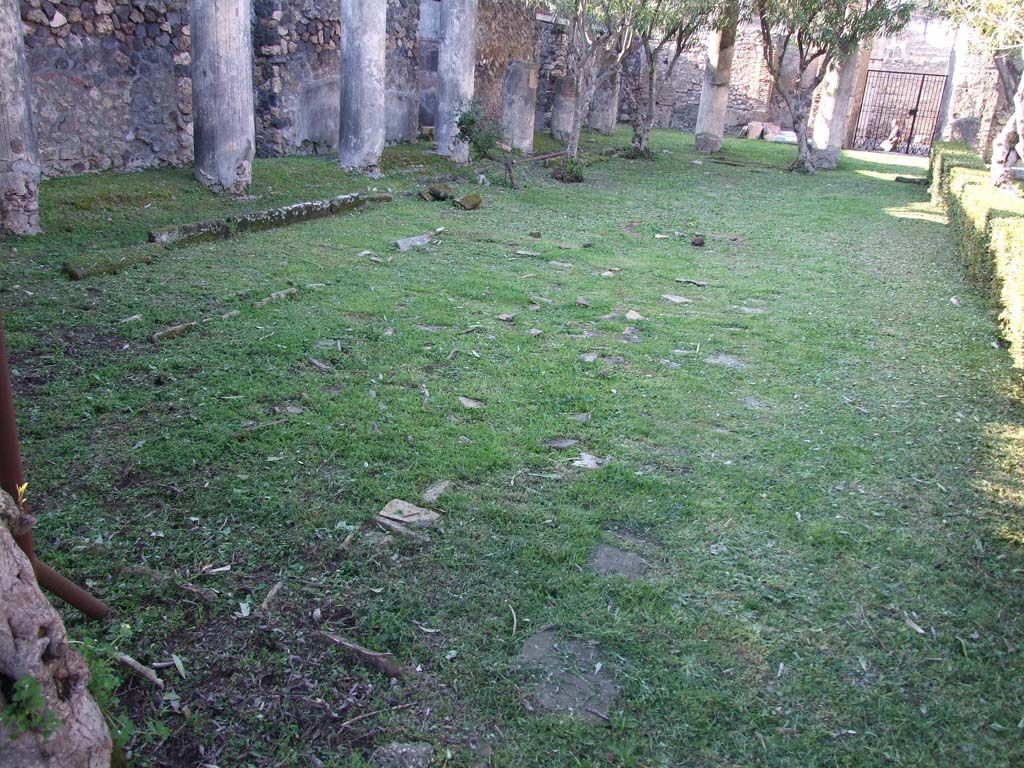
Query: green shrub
931 141 1024 366
455 99 501 161
553 157 586 183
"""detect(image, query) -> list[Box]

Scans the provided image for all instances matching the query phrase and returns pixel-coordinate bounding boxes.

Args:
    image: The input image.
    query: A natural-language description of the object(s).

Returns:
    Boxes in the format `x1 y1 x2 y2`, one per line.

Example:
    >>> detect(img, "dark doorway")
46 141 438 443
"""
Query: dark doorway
852 71 947 156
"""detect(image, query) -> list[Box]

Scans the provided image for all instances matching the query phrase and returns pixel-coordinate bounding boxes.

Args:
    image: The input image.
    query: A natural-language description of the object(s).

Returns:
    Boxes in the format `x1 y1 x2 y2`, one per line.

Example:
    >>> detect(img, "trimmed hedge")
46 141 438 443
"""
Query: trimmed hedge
930 141 1024 367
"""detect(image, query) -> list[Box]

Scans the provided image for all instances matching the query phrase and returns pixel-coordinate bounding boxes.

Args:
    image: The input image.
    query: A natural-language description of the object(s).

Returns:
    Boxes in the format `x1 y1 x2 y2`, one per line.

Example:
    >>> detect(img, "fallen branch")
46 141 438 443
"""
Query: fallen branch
321 631 404 678
151 321 197 343
63 252 153 281
374 516 430 542
115 653 165 689
254 287 298 308
338 702 415 730
530 150 567 163
259 580 283 613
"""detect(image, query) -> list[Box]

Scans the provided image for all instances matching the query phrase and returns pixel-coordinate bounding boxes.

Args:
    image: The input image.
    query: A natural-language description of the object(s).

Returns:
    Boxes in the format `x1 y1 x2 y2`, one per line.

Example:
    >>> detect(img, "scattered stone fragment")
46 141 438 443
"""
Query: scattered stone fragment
527 303 541 311
378 499 441 527
625 310 644 321
568 412 592 423
395 233 434 251
600 313 620 320
549 260 573 268
579 352 599 363
316 339 343 350
120 314 143 324
516 249 541 257
743 396 770 409
705 352 747 369
576 297 590 307
454 194 481 210
416 324 446 332
622 327 641 343
588 544 650 578
675 278 708 287
370 742 435 768
529 231 542 238
654 234 670 240
422 481 452 504
691 235 706 248
600 270 616 277
497 313 516 322
458 396 484 409
528 328 543 337
601 355 625 365
519 629 618 722
736 306 765 315
662 294 692 305
545 437 579 449
582 241 594 248
573 453 608 469
658 358 681 369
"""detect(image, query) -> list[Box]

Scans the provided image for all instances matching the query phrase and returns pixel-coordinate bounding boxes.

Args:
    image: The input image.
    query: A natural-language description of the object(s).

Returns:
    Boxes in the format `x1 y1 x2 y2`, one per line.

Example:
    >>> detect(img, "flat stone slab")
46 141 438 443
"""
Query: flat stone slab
370 743 434 768
588 544 650 578
520 629 618 722
705 352 747 369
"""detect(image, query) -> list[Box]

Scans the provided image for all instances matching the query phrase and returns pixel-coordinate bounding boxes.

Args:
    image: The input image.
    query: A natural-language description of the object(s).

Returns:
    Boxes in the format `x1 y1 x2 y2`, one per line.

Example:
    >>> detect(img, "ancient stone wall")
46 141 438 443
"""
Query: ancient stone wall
535 17 568 129
474 0 537 119
20 0 192 177
618 25 776 135
19 0 532 177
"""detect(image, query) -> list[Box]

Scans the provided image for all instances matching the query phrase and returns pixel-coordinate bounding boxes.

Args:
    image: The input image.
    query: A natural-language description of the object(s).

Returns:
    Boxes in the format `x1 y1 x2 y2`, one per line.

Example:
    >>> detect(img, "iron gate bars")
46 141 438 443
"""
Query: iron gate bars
853 71 947 156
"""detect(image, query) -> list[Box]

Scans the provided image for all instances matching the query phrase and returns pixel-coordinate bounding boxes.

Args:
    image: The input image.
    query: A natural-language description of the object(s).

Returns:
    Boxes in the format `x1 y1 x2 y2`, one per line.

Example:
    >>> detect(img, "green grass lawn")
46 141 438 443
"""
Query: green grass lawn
2 129 1024 767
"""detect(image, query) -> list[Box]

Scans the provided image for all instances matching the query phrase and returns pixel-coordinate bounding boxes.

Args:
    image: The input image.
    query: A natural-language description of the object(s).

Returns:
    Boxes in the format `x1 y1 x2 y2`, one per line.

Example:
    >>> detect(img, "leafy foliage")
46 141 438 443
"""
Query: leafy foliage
754 0 914 171
553 155 587 182
1 676 61 740
456 100 502 162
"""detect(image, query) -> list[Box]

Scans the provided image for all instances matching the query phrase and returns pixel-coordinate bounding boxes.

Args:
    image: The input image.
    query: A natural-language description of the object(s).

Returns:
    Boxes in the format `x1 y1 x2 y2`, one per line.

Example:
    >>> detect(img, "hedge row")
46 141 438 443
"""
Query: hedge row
930 141 1024 367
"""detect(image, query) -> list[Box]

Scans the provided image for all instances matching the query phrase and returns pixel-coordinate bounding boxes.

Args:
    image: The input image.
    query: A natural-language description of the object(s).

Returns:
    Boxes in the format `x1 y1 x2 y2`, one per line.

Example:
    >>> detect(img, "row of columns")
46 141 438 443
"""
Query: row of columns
2 1 873 236
0 0 481 236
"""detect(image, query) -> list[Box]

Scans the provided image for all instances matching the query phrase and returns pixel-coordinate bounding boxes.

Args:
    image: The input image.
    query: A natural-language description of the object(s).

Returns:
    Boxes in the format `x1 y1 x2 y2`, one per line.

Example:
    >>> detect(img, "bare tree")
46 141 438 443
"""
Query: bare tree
537 1 640 158
755 0 914 172
627 0 716 156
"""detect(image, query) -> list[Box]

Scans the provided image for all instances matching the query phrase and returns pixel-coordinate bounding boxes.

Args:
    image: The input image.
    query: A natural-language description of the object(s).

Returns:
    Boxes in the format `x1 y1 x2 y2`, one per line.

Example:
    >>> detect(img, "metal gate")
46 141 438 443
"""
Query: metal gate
852 71 947 156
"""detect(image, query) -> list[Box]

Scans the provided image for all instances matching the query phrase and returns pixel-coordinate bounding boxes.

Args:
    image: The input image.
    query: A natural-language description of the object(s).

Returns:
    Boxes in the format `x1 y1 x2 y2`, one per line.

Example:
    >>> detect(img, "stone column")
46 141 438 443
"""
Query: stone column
588 68 620 135
339 0 387 169
549 76 576 143
190 0 255 194
501 61 538 153
694 9 738 154
435 0 477 163
0 0 41 236
811 45 861 170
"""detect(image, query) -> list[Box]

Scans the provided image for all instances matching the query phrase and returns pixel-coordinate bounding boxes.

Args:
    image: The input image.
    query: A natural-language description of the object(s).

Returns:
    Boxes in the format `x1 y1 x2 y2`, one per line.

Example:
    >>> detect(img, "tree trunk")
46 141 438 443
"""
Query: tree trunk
639 49 658 156
694 6 739 154
0 490 111 766
790 91 815 173
991 71 1024 191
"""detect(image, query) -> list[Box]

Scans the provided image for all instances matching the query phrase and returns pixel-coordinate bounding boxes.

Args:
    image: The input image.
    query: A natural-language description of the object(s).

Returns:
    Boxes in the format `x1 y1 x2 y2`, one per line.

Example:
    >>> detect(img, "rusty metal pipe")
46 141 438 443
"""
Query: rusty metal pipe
0 313 110 619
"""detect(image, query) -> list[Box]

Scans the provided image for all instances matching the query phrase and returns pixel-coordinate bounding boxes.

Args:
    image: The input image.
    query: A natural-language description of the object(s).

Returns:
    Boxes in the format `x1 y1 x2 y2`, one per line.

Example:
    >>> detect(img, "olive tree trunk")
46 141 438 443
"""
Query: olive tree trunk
0 490 111 766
